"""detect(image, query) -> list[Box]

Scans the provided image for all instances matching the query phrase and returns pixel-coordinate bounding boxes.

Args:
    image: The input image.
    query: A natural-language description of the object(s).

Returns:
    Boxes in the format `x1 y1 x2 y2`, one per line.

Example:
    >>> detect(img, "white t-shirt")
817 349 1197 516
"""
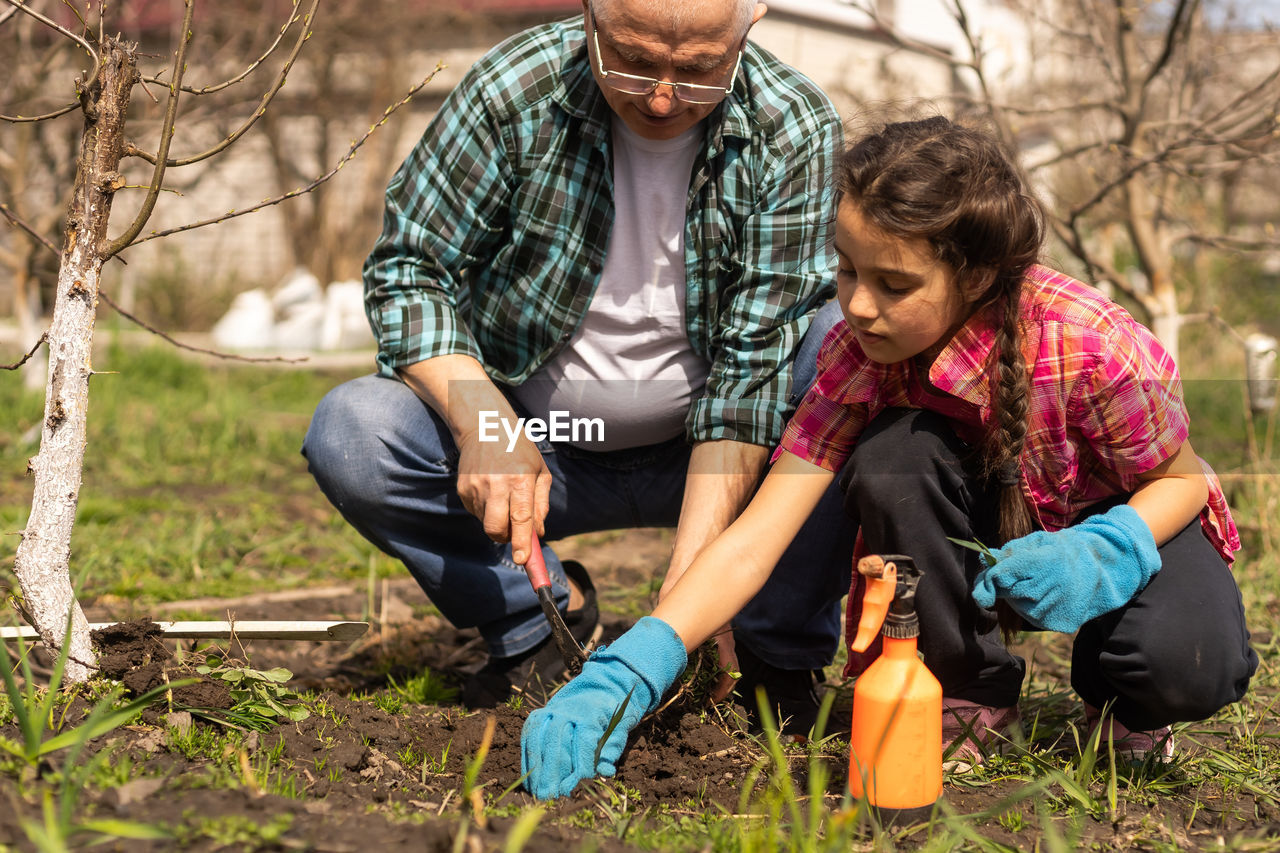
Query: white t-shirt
511 120 709 450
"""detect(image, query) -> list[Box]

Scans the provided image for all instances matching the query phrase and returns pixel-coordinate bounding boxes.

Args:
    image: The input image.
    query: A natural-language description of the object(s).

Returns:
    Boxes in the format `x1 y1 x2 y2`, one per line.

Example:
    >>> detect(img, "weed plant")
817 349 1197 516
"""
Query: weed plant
190 656 310 728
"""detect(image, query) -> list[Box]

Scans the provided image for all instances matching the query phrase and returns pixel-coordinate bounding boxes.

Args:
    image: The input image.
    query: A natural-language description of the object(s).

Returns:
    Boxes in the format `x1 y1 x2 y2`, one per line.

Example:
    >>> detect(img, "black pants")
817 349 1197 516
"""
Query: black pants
840 407 1258 731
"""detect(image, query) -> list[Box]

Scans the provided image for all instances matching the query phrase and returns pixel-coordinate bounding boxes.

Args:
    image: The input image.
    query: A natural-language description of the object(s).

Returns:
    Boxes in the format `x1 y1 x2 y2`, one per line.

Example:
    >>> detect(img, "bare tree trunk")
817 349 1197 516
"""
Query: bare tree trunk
13 39 138 682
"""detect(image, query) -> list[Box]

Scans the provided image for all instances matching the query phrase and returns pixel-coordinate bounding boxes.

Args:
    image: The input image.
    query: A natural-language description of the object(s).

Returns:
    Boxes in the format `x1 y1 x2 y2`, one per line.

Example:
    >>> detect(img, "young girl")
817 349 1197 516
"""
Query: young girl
520 116 1259 800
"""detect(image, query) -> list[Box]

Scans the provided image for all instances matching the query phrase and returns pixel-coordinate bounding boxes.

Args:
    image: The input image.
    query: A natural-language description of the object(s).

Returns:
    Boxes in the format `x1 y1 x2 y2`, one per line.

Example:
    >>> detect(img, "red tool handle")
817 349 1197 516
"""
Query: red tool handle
524 529 552 591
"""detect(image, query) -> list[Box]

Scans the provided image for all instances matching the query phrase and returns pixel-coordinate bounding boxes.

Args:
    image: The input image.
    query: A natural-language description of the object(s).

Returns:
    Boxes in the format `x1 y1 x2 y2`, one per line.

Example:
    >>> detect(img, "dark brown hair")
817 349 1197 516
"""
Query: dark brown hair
838 116 1045 635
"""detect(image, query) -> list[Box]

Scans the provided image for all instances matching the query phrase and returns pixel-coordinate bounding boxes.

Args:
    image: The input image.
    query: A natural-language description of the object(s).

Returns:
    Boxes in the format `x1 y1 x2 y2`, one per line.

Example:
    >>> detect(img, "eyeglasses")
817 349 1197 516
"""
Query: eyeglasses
588 8 742 105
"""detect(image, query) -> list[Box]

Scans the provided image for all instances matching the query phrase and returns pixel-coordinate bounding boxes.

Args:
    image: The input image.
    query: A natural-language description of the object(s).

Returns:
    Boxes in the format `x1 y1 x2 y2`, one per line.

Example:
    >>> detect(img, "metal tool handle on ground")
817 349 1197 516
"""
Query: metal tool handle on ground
0 621 369 642
525 530 589 676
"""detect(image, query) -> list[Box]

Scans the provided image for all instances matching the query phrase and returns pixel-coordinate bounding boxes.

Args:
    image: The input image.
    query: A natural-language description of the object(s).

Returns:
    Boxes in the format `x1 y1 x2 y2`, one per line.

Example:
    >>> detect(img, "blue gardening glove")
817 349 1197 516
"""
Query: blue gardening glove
972 504 1161 633
520 616 687 799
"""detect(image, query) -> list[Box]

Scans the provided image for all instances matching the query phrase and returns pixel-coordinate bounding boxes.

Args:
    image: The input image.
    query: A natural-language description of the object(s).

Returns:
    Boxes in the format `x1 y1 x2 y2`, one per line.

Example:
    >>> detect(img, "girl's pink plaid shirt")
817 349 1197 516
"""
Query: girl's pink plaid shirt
779 264 1238 563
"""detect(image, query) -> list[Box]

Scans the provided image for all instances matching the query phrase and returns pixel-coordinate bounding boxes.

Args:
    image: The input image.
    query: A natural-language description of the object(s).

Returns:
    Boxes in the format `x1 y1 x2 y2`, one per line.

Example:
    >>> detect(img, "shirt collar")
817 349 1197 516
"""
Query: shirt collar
553 36 613 149
827 301 1015 410
924 305 999 409
924 287 1046 410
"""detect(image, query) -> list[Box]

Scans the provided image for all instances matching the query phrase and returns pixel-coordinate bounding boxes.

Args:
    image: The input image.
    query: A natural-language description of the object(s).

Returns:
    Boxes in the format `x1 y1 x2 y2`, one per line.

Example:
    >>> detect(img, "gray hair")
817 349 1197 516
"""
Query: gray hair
591 0 759 39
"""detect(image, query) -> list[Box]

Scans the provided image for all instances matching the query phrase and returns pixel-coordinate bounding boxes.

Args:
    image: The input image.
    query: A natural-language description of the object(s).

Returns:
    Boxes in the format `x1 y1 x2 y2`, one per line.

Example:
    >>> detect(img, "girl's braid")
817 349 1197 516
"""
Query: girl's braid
989 283 1035 639
989 284 1033 545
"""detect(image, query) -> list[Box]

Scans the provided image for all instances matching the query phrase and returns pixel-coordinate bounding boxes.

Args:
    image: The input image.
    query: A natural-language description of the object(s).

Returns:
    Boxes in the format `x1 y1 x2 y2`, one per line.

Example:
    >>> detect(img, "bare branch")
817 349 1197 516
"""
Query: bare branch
944 0 1020 149
1065 136 1196 224
141 0 305 96
96 291 307 364
1196 68 1280 142
0 201 61 256
966 98 1121 121
1027 140 1108 172
100 0 197 260
1 333 48 371
1141 0 1197 90
1 102 80 123
130 66 442 245
846 0 962 67
0 0 101 121
1184 232 1280 253
127 0 322 169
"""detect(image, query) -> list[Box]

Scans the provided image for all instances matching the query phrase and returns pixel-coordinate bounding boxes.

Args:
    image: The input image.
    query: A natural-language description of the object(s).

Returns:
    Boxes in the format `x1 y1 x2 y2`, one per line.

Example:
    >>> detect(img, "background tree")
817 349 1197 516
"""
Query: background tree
849 0 1280 363
0 0 432 680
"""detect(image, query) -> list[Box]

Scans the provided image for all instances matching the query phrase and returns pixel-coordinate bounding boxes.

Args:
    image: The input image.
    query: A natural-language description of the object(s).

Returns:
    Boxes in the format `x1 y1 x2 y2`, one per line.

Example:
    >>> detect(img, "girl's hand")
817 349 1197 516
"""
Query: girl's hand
520 617 688 799
971 504 1161 633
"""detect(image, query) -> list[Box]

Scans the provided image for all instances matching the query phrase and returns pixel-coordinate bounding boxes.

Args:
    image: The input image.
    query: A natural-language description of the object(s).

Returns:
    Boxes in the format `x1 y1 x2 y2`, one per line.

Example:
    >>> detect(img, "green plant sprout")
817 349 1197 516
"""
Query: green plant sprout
462 715 496 820
501 806 546 853
593 687 635 770
20 784 171 852
186 656 310 729
947 536 999 563
388 667 458 705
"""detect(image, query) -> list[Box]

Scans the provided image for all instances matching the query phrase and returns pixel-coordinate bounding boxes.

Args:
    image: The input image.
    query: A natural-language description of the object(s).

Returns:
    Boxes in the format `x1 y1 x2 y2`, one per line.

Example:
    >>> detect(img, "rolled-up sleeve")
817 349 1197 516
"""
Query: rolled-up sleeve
690 111 842 446
1074 322 1189 480
363 70 512 376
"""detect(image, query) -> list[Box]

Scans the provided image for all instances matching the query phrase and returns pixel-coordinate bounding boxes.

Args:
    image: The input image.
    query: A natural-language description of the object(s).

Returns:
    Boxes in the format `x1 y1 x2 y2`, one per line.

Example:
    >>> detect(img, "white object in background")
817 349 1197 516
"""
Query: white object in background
273 300 326 351
211 288 275 350
320 280 370 351
271 267 323 313
1245 333 1278 413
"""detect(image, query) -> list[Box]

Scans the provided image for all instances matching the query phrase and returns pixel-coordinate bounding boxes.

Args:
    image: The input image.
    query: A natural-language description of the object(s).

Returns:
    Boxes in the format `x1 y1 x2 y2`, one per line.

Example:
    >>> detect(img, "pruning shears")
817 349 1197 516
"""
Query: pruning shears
523 530 589 676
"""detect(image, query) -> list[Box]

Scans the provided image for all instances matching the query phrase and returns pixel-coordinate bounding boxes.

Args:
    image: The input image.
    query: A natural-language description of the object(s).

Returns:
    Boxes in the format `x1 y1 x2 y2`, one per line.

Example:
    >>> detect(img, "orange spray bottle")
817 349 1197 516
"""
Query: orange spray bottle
848 554 943 810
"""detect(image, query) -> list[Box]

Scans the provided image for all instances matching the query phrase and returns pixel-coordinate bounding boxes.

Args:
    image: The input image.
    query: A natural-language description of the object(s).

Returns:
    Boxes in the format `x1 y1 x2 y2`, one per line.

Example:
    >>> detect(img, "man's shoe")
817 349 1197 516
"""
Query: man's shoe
1083 703 1175 762
734 643 826 738
461 560 600 708
942 698 1022 772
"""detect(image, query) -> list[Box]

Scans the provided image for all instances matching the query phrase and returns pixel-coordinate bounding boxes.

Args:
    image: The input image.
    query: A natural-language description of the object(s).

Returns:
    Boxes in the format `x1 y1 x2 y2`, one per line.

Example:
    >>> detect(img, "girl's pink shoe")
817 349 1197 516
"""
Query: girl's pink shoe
1083 703 1175 761
941 698 1021 771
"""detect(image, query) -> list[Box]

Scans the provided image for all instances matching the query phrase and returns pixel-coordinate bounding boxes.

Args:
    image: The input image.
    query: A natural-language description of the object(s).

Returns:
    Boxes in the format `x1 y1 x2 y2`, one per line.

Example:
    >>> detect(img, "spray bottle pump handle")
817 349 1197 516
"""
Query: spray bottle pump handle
851 555 898 653
851 554 921 652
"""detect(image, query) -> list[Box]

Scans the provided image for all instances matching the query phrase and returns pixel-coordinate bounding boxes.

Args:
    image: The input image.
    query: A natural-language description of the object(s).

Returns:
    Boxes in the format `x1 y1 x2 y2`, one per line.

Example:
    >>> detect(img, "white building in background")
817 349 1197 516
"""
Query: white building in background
754 0 1035 116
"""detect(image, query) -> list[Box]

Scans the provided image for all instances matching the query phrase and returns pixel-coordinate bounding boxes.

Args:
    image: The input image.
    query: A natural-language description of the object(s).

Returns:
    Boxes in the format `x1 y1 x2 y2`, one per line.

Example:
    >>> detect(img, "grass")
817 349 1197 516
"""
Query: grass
1 340 1278 850
1 337 397 604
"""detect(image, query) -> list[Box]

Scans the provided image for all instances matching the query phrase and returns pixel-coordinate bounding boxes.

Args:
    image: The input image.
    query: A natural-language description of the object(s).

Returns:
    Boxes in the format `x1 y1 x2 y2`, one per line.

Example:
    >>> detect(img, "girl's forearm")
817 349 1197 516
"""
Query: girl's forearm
652 452 837 652
1127 440 1210 546
652 527 779 651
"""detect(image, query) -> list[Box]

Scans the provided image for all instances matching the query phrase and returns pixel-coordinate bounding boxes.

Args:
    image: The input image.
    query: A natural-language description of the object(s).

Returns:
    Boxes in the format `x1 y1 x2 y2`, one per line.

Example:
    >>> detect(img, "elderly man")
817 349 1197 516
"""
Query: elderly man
302 0 853 721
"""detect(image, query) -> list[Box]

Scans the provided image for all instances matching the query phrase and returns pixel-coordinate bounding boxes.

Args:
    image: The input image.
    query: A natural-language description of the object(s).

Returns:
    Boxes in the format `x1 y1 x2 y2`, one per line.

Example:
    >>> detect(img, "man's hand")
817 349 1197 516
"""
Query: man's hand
398 355 551 563
455 429 551 563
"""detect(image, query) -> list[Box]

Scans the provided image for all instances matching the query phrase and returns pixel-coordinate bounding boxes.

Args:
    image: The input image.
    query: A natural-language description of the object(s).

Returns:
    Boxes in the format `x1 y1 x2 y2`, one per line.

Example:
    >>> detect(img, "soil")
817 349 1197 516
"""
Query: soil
1 528 1277 851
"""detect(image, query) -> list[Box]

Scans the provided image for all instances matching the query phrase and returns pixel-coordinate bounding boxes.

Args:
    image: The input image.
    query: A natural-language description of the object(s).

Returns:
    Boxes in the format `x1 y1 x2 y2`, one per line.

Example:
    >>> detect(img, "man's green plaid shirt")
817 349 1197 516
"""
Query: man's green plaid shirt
364 18 842 447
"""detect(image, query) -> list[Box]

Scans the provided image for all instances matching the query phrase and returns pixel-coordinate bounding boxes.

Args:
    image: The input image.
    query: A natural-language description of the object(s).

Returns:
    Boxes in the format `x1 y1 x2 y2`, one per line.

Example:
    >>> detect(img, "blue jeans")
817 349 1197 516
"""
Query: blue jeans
302 301 854 666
